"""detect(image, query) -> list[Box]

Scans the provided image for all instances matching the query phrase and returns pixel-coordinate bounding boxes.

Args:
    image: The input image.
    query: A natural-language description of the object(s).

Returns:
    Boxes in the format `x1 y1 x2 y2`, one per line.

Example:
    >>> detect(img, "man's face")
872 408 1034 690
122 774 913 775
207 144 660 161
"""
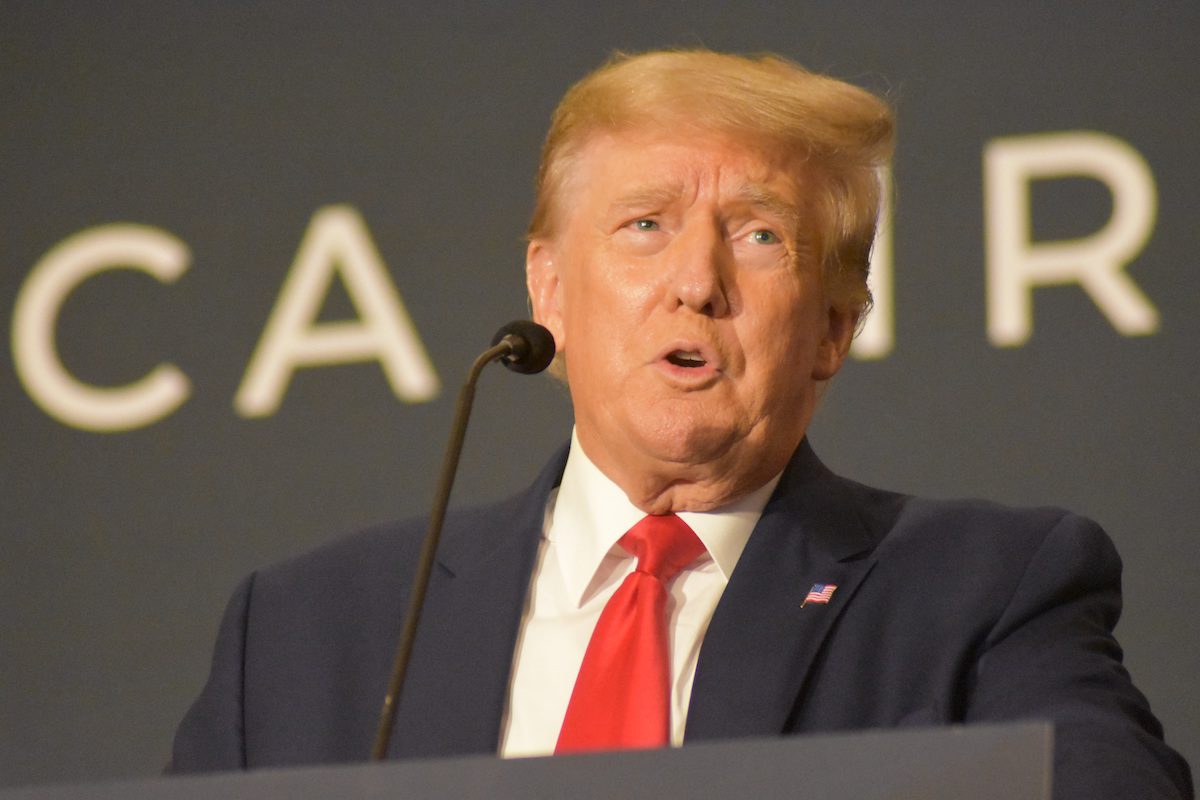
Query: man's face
527 127 855 511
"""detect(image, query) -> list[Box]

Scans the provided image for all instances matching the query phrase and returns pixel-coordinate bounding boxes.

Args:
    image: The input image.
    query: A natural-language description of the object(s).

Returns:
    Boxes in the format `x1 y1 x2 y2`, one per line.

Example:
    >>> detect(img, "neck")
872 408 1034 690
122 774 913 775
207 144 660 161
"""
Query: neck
575 427 795 515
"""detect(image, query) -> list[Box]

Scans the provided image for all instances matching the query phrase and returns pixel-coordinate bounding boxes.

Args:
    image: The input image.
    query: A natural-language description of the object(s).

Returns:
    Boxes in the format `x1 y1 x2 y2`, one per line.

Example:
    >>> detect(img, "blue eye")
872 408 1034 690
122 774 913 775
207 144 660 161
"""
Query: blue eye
751 230 779 244
633 219 659 231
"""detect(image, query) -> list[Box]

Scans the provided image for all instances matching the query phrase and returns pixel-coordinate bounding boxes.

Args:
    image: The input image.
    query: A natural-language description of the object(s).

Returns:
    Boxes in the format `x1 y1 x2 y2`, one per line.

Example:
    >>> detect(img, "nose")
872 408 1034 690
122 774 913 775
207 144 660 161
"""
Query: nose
664 221 731 317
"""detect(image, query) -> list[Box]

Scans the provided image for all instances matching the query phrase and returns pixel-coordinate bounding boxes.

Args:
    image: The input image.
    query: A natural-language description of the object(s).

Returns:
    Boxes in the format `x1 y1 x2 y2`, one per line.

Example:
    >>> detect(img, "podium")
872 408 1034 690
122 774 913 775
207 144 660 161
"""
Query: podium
2 722 1052 799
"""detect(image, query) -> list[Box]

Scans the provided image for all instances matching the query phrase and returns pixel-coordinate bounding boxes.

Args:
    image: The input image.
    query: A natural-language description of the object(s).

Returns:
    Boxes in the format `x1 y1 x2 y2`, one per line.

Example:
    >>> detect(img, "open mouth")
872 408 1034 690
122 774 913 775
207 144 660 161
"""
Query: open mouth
665 350 708 368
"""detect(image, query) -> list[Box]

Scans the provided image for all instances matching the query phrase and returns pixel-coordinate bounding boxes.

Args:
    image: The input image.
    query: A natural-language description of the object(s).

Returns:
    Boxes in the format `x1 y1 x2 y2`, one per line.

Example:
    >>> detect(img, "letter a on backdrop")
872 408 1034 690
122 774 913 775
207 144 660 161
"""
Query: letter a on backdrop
235 205 440 417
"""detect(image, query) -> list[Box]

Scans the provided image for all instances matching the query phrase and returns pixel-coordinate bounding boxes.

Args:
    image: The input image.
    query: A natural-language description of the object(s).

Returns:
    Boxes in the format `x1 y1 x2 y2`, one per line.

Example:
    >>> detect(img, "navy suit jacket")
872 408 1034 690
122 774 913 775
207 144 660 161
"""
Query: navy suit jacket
171 441 1192 799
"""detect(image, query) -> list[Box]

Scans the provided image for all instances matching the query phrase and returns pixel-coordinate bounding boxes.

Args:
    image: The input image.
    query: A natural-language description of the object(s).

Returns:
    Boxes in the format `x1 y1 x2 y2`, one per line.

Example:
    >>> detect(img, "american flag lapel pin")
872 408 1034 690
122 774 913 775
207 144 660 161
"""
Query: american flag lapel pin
802 583 838 607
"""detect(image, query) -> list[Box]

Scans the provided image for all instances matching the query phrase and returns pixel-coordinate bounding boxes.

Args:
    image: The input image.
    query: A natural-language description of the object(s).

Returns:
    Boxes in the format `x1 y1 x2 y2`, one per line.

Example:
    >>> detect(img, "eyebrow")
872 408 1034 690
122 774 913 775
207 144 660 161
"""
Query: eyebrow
604 182 805 234
738 184 803 232
740 184 817 261
606 185 683 215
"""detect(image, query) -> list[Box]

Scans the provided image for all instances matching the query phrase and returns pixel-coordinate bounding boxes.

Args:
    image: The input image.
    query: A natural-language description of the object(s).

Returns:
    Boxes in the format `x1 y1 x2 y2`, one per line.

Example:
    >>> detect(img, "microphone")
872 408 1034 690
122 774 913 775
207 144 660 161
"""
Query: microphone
371 321 556 760
491 320 556 374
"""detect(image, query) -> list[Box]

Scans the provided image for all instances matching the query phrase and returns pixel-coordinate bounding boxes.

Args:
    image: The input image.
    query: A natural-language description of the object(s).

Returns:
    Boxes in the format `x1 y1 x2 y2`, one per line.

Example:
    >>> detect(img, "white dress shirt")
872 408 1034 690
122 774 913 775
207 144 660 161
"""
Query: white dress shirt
498 430 780 757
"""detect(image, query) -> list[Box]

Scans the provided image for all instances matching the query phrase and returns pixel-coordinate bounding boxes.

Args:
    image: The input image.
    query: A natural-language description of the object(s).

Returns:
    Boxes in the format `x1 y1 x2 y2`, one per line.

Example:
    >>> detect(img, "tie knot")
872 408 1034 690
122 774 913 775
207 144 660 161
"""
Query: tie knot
618 514 705 583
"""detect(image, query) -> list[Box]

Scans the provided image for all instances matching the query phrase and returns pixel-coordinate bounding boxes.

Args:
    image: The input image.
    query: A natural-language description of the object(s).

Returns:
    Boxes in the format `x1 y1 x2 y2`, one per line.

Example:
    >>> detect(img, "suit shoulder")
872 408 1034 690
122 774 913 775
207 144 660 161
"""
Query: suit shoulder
242 444 566 611
819 471 1091 549
253 515 408 584
252 491 533 599
895 494 1110 546
869 491 1120 584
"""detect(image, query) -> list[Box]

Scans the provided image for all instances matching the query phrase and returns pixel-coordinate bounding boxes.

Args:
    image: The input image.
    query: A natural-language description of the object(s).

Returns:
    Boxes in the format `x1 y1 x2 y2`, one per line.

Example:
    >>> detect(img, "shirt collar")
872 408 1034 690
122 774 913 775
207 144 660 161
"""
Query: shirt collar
548 428 782 606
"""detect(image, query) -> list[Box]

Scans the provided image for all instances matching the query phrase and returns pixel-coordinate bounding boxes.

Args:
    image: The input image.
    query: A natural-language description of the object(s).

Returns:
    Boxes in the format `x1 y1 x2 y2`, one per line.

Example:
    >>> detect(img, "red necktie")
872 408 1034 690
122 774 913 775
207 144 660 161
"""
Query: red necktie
555 514 706 754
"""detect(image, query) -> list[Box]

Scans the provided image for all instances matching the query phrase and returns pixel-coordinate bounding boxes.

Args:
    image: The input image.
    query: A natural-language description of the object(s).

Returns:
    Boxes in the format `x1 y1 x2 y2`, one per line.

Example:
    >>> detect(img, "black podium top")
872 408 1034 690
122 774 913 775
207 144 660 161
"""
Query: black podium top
3 722 1052 800
2 724 1051 800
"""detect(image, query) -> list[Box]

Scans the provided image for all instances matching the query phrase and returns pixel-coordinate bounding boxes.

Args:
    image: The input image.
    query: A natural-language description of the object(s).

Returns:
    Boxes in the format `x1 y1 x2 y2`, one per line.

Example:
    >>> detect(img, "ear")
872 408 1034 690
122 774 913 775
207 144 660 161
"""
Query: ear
811 304 857 381
526 239 566 354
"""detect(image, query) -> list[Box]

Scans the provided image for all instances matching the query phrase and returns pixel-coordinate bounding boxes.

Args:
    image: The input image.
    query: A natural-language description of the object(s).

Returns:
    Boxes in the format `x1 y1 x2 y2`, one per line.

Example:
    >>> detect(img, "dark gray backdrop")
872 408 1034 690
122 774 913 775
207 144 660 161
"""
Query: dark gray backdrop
2 2 1196 788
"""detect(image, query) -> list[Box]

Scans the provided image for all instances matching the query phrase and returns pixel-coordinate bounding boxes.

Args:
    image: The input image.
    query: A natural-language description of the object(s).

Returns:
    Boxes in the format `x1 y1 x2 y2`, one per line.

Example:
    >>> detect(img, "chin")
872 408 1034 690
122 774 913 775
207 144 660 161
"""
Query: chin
632 411 743 466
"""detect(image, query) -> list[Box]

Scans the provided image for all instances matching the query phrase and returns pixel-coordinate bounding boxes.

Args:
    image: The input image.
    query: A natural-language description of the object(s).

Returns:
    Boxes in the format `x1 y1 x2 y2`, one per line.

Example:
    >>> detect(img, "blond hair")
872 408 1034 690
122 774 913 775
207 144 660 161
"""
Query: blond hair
527 49 894 317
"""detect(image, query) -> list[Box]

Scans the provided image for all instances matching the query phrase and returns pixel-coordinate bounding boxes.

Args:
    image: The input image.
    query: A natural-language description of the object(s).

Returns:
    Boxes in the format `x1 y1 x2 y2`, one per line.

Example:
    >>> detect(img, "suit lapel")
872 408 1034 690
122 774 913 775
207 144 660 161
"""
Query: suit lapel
388 446 568 759
685 440 884 741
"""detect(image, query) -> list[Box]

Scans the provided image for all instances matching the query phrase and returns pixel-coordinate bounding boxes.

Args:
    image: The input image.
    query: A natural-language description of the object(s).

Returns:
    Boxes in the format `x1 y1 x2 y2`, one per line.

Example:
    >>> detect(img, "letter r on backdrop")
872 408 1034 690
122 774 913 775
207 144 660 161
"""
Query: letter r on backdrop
984 131 1160 346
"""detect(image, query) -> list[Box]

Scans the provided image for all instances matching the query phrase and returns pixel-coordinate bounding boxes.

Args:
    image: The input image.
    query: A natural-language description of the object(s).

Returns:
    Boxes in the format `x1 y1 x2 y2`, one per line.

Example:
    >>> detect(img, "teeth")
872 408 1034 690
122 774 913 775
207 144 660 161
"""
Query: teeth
667 351 706 367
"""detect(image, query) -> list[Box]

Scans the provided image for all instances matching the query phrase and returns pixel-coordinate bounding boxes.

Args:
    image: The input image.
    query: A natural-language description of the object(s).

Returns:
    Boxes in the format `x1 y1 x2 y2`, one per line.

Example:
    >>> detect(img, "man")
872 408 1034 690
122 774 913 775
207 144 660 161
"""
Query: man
171 50 1192 798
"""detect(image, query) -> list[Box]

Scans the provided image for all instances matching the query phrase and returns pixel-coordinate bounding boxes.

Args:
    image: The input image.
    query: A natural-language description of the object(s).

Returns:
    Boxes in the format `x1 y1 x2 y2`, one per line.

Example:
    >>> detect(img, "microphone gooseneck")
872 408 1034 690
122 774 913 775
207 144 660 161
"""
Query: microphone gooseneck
371 321 555 760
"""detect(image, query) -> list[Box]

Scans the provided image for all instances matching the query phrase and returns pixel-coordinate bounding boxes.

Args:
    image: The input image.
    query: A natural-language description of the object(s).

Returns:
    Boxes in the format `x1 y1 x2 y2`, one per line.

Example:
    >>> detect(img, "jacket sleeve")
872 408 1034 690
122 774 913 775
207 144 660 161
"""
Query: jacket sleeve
964 512 1193 800
167 573 255 774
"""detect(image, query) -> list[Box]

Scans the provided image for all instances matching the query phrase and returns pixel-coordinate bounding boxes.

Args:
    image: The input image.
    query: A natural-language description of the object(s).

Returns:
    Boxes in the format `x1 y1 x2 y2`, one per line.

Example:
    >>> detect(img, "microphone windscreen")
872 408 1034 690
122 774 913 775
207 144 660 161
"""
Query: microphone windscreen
491 320 556 374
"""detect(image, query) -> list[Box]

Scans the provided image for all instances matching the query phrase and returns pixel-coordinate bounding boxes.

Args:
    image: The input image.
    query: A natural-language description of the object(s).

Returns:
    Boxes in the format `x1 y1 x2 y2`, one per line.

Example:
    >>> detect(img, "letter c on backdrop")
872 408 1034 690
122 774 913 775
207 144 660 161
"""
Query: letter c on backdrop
11 224 191 432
